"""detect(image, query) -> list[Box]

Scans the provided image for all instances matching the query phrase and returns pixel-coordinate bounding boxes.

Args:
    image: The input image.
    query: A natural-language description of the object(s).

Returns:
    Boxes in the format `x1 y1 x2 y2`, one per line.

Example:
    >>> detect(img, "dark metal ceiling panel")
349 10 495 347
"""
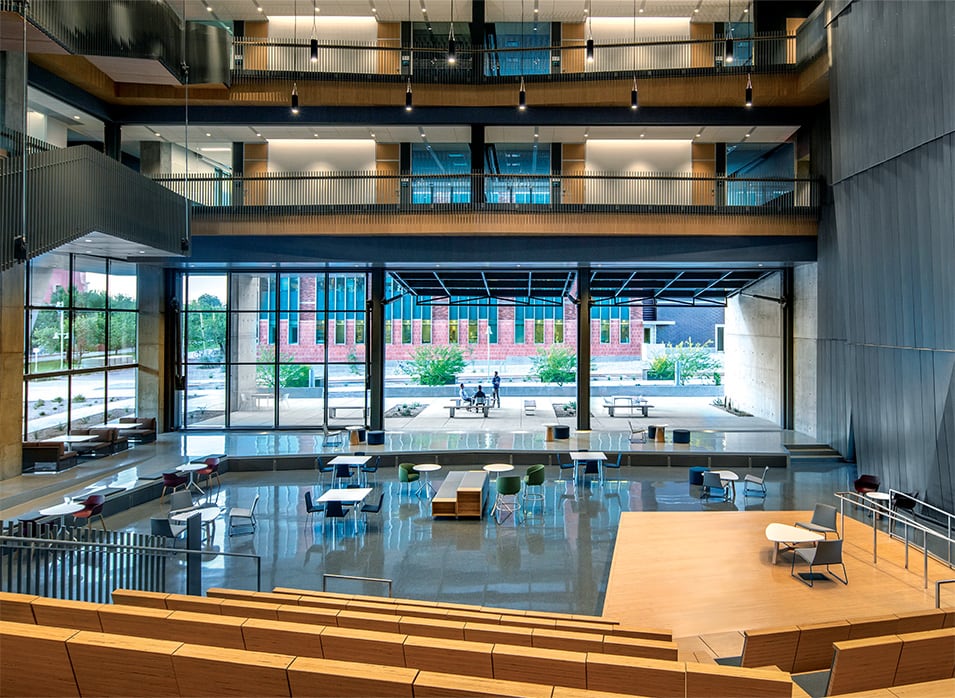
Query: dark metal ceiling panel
390 270 576 305
590 269 774 306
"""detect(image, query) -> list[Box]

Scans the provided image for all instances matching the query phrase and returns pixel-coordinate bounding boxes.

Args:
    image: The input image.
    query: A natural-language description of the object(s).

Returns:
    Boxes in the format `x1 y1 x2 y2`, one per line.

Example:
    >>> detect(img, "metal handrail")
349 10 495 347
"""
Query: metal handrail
936 579 955 609
322 573 392 597
888 488 954 563
834 491 955 590
0 534 262 593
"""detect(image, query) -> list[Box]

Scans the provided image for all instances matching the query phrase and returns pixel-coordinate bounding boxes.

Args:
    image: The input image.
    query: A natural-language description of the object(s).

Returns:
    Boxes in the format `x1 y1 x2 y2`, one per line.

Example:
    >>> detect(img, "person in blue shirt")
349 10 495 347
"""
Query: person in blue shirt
491 371 501 407
458 383 473 409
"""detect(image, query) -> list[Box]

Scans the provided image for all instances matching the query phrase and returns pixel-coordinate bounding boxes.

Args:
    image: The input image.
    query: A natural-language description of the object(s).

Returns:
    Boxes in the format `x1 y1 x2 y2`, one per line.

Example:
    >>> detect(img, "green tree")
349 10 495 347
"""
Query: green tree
647 339 721 384
256 346 311 388
530 346 577 386
187 293 226 358
400 345 467 386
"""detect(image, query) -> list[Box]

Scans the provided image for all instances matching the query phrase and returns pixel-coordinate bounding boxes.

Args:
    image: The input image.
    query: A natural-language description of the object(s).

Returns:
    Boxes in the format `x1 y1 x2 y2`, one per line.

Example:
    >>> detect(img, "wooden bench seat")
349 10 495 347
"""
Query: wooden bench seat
0 620 81 697
67 630 183 696
827 635 904 695
413 671 553 698
287 656 418 697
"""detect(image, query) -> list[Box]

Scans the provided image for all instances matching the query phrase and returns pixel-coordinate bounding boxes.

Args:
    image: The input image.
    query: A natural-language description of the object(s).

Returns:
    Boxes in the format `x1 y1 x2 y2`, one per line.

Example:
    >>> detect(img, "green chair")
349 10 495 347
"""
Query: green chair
494 475 523 525
397 462 419 495
523 464 546 513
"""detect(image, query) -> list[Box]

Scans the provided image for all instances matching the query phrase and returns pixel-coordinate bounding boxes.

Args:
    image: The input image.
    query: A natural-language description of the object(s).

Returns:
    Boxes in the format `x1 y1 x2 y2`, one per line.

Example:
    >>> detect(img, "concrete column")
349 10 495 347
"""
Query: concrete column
140 141 173 175
0 50 27 135
781 267 794 430
368 269 385 430
0 264 25 478
104 122 122 161
793 263 817 438
137 266 164 430
576 266 591 432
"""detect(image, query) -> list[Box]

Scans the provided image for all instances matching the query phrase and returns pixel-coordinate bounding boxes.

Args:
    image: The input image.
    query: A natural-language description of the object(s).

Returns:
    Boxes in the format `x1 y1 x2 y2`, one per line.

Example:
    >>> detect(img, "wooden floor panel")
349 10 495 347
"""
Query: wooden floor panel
604 511 949 639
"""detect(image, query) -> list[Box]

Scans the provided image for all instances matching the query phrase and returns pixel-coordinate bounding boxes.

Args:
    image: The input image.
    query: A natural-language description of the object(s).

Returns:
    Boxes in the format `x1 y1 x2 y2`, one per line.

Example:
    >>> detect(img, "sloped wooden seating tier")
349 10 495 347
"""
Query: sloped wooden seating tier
0 594 794 697
826 627 955 696
264 585 671 641
0 617 794 698
108 588 676 662
739 607 955 672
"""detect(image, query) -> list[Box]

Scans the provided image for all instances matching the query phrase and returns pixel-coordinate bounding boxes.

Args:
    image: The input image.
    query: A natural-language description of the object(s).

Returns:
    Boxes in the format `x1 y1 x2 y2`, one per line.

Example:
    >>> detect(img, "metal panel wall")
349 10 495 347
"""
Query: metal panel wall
820 0 955 510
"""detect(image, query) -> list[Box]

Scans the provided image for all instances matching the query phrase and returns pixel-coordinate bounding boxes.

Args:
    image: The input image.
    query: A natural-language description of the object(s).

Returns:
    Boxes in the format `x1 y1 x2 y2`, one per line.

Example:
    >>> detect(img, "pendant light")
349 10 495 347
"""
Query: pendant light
586 13 594 62
518 0 527 109
744 73 753 107
310 2 318 63
405 0 413 110
447 0 456 64
629 0 638 109
292 0 302 111
724 0 734 63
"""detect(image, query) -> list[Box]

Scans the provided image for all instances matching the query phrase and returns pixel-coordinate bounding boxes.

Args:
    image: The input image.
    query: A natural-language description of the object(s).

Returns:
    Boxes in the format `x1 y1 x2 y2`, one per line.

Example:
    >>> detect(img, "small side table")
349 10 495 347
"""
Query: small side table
347 426 366 446
483 463 514 480
413 464 442 496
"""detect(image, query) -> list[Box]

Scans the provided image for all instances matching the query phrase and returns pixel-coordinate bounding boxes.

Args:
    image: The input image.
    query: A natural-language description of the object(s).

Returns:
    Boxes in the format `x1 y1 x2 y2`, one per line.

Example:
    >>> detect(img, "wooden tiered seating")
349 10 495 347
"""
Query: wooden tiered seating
112 588 676 661
2 594 795 697
740 608 954 672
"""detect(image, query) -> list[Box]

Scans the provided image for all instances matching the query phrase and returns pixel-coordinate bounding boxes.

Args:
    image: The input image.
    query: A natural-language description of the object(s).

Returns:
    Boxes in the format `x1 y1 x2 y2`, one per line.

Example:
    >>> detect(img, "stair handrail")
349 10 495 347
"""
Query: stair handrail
834 491 955 591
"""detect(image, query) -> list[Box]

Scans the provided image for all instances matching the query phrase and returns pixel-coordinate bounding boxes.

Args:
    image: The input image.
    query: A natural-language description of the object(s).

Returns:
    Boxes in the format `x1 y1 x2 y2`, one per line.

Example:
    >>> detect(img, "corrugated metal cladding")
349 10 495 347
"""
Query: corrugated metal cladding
819 0 955 510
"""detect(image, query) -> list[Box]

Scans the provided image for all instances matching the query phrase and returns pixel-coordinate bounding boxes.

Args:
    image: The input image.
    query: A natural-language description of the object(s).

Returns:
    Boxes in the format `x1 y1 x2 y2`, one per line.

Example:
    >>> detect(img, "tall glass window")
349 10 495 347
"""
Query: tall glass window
486 144 551 204
411 143 471 204
24 253 140 440
449 300 498 345
181 270 368 429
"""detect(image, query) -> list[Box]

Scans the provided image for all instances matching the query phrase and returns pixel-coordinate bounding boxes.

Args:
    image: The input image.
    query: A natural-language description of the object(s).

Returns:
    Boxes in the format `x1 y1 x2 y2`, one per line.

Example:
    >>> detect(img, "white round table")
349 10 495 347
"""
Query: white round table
39 501 84 525
176 462 207 494
170 506 222 541
483 463 514 479
413 464 442 496
712 470 739 499
765 523 823 564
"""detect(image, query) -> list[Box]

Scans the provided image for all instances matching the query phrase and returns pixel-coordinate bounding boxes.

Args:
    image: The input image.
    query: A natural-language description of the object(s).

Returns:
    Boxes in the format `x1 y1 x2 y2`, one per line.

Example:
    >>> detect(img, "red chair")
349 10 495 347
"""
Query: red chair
161 471 188 503
198 457 222 490
853 474 881 494
72 495 107 531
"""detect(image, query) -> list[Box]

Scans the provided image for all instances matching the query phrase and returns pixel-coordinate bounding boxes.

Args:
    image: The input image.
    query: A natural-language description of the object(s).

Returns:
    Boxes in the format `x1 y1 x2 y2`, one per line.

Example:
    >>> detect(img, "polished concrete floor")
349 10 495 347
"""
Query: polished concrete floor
2 449 855 617
1 405 859 617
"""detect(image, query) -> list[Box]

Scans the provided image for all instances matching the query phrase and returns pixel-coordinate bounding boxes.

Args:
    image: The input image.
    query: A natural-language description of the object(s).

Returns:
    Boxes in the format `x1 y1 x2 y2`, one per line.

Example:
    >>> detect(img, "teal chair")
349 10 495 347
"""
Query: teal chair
397 462 419 495
494 475 523 525
523 464 546 513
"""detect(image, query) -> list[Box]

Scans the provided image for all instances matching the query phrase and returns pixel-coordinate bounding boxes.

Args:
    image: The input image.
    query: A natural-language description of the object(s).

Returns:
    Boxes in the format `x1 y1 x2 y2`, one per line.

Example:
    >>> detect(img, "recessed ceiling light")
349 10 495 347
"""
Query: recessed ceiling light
695 132 702 138
314 133 319 137
255 132 262 137
154 132 161 137
73 115 81 120
257 6 263 12
138 250 145 254
205 132 211 137
744 132 750 138
85 239 93 243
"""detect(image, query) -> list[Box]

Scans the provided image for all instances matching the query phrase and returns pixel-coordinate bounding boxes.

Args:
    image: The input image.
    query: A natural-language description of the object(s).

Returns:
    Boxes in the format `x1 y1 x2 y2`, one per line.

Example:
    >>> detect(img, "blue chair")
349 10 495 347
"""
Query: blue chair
304 491 325 528
334 462 356 487
557 453 576 480
360 455 381 485
316 456 335 485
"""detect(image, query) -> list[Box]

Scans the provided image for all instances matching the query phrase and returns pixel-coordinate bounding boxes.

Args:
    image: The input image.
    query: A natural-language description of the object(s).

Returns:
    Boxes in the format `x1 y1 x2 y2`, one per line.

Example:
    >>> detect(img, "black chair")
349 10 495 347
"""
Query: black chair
334 462 356 486
853 474 881 494
360 492 385 526
891 491 919 517
323 499 351 532
360 455 381 485
304 491 325 528
316 456 335 485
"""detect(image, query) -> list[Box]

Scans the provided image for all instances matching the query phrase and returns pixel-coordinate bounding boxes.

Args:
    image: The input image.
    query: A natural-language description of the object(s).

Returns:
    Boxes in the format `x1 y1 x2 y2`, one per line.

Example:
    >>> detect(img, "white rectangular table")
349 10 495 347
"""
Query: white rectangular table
40 434 99 448
317 487 372 526
89 421 142 429
328 455 372 484
570 451 607 483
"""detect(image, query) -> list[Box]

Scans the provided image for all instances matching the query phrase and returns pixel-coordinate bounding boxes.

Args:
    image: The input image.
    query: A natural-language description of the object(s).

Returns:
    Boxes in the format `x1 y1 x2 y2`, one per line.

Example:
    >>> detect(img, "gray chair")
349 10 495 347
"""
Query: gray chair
228 494 259 535
700 471 730 501
322 424 344 447
795 503 839 537
150 516 186 546
743 466 770 496
628 421 647 443
168 490 194 514
791 538 848 586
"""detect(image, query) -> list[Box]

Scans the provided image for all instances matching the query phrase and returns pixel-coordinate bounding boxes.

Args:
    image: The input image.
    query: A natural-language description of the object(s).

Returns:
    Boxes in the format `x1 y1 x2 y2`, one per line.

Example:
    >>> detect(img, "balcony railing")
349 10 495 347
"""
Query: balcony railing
149 171 820 221
233 29 825 84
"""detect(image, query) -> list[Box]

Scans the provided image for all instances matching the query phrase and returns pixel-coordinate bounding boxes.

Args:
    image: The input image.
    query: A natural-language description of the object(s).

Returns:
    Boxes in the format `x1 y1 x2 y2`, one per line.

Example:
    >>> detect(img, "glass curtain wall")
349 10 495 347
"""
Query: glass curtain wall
181 270 368 429
590 302 639 420
24 252 139 440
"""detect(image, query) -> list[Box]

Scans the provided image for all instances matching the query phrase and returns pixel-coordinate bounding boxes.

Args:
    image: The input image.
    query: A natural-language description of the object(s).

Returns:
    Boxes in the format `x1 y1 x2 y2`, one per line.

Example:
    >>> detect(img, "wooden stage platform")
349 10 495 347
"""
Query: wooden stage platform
603 511 952 657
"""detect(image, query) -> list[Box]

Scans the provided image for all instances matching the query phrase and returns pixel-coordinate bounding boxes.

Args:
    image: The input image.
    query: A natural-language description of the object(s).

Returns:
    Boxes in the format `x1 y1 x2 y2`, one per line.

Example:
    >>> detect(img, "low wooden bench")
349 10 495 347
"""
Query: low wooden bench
603 397 653 417
431 470 488 518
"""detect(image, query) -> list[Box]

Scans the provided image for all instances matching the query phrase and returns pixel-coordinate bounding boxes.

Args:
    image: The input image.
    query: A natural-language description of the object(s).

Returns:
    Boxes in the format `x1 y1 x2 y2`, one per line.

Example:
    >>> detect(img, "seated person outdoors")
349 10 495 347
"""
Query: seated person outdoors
473 385 487 406
458 383 473 408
